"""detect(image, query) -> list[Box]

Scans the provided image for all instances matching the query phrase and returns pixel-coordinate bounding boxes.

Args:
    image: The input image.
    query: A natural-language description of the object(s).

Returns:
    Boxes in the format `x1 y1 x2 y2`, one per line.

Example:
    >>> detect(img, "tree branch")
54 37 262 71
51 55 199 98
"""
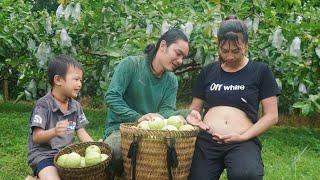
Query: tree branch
175 65 202 75
81 48 109 57
179 59 200 68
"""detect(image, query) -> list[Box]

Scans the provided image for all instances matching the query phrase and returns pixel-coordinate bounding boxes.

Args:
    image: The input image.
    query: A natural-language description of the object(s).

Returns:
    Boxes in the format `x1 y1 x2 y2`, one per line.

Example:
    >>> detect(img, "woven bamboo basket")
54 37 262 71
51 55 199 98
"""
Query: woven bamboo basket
120 123 199 180
53 141 112 180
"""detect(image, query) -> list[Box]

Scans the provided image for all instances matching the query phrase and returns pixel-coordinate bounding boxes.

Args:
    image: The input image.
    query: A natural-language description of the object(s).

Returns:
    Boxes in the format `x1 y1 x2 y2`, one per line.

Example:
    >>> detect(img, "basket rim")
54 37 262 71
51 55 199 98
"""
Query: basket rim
120 122 199 138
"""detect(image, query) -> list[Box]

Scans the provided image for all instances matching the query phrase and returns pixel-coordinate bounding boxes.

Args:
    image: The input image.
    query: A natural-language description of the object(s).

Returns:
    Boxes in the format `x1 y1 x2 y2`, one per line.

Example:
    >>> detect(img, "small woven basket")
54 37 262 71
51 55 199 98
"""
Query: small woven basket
120 123 199 180
53 141 112 180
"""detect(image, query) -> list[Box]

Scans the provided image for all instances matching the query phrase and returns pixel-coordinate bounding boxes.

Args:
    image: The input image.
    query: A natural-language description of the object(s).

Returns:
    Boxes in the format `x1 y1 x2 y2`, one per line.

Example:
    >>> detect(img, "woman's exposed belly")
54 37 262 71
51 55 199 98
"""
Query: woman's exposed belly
203 106 253 135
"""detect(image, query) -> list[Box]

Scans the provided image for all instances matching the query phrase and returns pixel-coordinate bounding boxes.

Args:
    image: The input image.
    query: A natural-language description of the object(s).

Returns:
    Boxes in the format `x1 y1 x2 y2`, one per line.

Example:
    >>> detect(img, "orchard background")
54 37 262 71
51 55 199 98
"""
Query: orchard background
0 0 320 179
0 0 319 116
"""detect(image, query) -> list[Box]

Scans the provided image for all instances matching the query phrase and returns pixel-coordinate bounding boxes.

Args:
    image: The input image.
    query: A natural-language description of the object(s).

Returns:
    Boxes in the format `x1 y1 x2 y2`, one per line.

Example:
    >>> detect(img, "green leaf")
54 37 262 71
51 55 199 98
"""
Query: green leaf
105 48 122 57
293 101 307 109
301 103 312 116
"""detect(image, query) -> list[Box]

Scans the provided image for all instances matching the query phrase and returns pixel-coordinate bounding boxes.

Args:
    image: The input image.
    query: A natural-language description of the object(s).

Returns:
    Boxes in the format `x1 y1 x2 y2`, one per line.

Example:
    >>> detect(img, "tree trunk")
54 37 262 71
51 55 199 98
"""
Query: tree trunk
3 77 9 101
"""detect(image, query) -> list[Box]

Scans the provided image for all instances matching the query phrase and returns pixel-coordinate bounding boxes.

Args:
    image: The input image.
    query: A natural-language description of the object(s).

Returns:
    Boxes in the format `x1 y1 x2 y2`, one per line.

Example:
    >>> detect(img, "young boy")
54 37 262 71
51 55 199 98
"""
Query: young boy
27 55 93 180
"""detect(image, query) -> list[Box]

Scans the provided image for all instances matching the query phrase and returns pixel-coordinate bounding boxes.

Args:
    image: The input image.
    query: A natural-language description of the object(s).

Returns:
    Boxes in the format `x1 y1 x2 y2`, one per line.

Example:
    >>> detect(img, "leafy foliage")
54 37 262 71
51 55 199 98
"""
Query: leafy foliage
0 0 319 116
293 93 320 116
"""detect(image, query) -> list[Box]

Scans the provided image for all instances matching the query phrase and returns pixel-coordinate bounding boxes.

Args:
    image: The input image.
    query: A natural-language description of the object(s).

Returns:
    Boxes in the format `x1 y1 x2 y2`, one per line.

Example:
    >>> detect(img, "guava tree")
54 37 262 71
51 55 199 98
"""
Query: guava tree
0 0 319 116
0 0 36 101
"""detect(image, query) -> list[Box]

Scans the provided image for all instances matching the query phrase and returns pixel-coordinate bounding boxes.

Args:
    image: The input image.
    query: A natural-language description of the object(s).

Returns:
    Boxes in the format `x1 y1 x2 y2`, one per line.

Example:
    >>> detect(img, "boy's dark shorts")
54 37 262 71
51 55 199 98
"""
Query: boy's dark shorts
33 158 55 177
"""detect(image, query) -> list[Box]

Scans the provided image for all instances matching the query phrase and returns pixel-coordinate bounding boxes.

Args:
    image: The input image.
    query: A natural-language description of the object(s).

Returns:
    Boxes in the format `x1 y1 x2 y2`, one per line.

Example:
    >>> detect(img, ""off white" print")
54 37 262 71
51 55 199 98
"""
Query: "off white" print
210 83 245 91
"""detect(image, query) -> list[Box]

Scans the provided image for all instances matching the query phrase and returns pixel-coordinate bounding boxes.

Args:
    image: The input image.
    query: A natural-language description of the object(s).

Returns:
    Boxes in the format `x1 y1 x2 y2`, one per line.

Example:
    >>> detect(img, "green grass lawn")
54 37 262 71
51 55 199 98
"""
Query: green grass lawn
0 102 319 180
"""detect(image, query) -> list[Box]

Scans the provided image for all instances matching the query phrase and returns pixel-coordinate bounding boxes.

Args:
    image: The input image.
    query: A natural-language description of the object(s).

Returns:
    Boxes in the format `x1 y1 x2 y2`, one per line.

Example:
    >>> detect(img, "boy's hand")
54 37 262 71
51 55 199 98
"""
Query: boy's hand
55 120 69 136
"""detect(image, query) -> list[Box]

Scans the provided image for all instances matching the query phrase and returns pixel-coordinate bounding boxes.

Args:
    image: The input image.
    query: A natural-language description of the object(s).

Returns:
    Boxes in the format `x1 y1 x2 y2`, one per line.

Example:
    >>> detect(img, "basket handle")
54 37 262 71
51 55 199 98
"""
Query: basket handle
166 137 178 180
127 135 139 180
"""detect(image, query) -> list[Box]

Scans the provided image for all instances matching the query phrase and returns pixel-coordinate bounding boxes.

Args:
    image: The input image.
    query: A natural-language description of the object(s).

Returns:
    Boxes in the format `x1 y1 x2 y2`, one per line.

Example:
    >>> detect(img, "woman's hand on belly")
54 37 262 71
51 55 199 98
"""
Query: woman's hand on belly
204 106 253 144
212 132 248 144
186 110 210 131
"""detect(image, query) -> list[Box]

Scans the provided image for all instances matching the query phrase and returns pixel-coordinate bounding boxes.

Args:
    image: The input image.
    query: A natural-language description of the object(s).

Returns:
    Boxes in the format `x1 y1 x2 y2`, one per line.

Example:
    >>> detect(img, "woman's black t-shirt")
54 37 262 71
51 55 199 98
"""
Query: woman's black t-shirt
192 60 281 123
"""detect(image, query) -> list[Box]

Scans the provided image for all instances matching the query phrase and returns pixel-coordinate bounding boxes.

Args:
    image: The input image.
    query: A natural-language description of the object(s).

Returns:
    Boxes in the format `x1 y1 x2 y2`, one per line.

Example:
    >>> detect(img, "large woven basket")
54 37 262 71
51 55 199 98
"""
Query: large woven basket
53 141 112 180
120 123 199 180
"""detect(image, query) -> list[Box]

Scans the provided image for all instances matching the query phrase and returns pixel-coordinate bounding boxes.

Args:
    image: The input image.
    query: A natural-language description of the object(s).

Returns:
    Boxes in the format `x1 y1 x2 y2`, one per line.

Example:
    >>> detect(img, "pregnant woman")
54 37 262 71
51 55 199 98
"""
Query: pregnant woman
187 15 280 180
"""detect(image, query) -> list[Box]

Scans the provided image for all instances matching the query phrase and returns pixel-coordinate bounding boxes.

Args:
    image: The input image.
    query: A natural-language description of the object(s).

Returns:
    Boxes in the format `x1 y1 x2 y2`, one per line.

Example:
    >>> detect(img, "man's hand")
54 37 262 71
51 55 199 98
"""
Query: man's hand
137 113 164 122
186 110 209 131
55 120 69 136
